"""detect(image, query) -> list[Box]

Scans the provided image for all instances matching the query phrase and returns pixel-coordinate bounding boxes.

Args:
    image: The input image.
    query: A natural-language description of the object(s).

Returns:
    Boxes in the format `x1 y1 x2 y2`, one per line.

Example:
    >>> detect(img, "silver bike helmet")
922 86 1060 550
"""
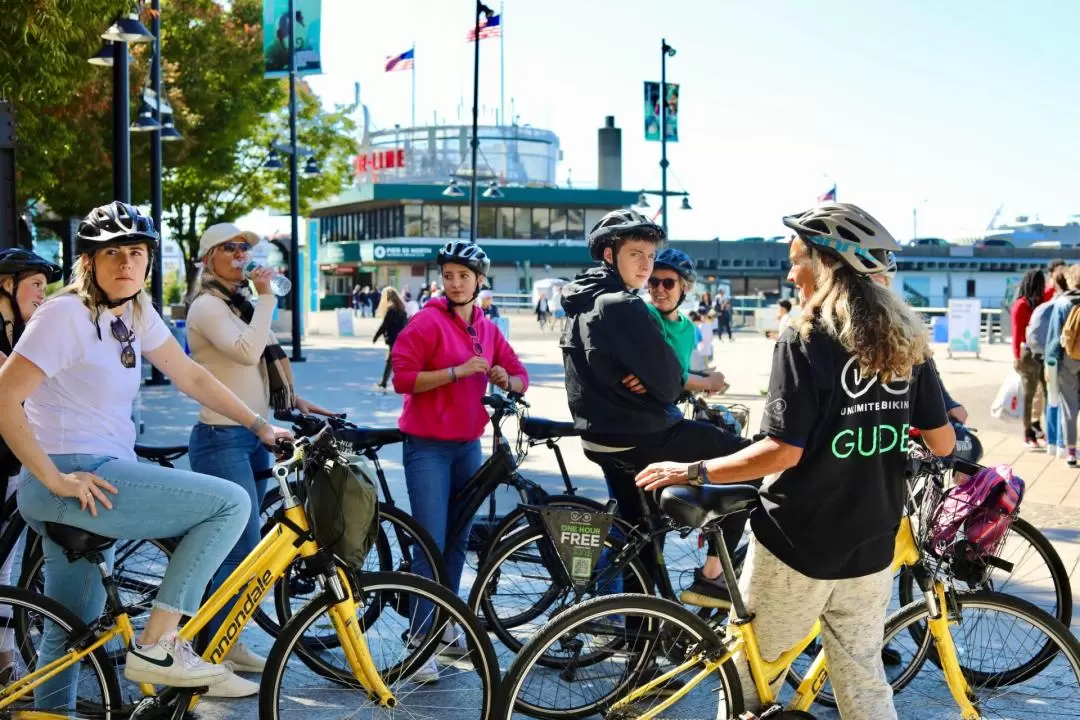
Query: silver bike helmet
783 203 900 275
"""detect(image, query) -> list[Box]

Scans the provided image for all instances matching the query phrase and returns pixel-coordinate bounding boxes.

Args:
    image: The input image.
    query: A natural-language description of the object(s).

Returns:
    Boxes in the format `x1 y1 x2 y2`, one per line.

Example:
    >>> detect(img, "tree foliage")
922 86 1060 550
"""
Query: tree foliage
4 0 356 292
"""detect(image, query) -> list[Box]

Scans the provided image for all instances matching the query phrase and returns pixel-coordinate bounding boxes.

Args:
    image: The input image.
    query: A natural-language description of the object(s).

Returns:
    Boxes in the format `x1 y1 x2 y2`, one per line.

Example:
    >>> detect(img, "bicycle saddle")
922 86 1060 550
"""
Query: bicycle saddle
660 484 759 529
522 417 581 441
134 444 189 462
44 522 116 557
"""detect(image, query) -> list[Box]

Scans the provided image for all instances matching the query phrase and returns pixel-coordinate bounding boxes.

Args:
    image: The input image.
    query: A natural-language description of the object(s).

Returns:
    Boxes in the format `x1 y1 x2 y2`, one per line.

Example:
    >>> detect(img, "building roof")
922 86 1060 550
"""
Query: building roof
310 183 640 215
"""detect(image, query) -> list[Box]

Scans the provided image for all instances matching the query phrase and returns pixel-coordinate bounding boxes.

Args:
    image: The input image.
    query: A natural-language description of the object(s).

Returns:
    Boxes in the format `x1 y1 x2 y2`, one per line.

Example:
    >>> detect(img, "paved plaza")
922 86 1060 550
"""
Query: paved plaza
128 312 1079 719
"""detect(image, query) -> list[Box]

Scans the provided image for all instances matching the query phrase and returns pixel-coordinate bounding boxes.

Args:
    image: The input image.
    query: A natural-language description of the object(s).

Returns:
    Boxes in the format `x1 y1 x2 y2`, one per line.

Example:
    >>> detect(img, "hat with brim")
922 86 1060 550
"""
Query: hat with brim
198 223 261 260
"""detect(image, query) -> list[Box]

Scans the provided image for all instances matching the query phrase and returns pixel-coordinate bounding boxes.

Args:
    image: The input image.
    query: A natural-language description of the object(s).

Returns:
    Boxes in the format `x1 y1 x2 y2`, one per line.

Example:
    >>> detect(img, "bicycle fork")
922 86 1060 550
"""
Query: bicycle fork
323 565 397 708
922 581 980 720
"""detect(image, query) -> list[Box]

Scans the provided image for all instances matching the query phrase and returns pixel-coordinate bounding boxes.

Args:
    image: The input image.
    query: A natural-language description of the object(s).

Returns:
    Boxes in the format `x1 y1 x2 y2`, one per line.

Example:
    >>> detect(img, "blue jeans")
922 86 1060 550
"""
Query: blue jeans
17 453 249 710
403 435 482 631
188 422 274 638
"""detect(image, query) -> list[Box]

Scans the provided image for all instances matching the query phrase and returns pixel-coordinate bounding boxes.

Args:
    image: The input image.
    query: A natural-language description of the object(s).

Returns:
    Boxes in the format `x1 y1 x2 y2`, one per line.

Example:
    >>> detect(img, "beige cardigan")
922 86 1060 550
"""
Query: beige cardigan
186 293 276 426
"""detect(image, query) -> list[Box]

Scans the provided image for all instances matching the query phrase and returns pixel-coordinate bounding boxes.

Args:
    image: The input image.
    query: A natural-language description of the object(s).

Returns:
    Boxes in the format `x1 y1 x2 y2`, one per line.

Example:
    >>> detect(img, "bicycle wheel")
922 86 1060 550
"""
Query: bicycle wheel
469 522 653 665
496 593 744 720
0 585 123 716
896 517 1073 684
883 590 1080 718
260 571 499 720
273 503 447 639
18 535 173 667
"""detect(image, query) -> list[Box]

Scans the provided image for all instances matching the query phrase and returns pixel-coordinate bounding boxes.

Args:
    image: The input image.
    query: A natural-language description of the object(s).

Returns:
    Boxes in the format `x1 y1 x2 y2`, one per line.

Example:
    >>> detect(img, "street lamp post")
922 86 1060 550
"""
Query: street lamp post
146 0 169 385
660 38 675 236
112 41 130 203
913 199 928 242
286 0 304 362
468 2 495 242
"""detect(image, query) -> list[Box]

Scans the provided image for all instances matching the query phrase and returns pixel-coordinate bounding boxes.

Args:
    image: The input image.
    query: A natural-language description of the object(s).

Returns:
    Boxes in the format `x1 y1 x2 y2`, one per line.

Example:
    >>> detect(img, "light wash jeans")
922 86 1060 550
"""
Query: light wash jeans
188 422 274 637
18 453 249 710
403 435 482 632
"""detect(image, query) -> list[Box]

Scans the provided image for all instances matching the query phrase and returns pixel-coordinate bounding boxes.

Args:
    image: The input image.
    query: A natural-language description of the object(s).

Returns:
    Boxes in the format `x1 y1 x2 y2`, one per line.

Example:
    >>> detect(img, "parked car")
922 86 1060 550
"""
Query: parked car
975 238 1015 249
907 237 950 247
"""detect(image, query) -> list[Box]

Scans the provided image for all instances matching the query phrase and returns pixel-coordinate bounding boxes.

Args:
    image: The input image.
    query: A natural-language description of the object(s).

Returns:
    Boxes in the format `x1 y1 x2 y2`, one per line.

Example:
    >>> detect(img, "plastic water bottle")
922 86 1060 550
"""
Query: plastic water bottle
234 260 291 297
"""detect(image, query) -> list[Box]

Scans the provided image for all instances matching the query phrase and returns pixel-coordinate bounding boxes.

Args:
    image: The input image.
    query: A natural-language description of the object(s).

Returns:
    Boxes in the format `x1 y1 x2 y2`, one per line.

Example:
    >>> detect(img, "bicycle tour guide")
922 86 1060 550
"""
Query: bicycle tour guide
0 201 292 709
636 203 957 720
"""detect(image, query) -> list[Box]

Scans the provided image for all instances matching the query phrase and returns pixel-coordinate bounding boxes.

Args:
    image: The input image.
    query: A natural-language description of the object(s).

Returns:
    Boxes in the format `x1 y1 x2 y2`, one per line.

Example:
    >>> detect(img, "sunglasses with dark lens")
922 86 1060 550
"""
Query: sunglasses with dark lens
466 325 484 356
110 318 137 369
220 241 251 254
648 277 678 290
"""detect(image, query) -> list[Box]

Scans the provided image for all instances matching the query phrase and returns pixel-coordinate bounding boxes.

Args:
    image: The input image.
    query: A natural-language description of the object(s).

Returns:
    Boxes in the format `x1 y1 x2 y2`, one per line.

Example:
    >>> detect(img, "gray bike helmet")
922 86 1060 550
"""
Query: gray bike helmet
76 201 159 256
437 240 490 276
588 209 665 262
653 247 696 284
782 203 899 275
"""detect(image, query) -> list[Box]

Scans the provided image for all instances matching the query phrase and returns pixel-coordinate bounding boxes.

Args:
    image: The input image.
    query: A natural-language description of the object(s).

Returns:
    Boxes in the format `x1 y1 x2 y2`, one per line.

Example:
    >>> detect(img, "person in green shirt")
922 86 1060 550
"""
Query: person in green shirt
624 248 727 394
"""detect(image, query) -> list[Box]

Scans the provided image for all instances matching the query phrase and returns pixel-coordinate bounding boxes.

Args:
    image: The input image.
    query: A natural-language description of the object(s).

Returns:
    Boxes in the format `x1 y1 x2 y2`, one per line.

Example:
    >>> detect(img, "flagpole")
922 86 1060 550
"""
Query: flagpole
499 0 505 126
411 42 416 129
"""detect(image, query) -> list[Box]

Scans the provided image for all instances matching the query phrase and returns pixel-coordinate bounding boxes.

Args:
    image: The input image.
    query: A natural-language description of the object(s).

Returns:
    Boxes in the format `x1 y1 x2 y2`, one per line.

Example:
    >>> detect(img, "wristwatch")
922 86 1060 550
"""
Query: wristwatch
687 461 709 486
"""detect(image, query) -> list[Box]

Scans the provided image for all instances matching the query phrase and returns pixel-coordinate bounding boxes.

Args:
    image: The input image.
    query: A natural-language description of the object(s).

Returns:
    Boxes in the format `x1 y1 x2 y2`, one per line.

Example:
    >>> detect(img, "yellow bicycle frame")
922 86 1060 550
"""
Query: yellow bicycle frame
0 459 398 713
608 516 981 719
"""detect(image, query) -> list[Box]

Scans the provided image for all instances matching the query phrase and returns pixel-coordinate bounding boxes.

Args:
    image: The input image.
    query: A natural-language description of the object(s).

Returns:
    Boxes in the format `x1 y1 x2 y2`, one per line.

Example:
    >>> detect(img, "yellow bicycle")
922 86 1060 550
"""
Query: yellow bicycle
0 425 497 719
496 479 1080 719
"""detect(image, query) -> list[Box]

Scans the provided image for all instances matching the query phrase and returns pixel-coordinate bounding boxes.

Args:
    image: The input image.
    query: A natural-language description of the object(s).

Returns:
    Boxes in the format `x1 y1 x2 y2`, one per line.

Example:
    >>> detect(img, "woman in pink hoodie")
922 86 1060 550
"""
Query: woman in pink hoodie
391 241 528 649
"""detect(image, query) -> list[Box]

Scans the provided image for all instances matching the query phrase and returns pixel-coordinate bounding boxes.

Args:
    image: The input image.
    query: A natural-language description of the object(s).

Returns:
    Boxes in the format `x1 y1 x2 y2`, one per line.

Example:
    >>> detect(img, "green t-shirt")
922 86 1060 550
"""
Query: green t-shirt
647 304 694 383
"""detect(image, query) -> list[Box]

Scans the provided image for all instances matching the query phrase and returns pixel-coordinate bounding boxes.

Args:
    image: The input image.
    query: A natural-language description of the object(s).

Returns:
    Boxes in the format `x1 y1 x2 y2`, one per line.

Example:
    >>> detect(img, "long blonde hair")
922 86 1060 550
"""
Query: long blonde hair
56 254 150 333
793 252 929 382
376 286 405 317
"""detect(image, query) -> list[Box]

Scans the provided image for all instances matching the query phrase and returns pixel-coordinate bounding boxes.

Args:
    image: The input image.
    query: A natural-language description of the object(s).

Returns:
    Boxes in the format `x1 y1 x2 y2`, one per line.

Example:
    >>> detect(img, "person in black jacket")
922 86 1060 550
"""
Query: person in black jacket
560 209 751 597
373 286 408 390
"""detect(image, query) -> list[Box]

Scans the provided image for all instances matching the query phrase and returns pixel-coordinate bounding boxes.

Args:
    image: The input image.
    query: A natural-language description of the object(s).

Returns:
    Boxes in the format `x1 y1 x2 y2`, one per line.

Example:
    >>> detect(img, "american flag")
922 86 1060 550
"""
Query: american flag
817 184 837 203
384 48 414 72
466 13 501 41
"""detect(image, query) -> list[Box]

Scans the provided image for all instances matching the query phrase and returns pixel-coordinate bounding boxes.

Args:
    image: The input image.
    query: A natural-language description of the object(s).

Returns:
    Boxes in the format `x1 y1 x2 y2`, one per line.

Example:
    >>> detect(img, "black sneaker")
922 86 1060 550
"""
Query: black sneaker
1032 421 1046 439
882 643 902 666
679 568 732 608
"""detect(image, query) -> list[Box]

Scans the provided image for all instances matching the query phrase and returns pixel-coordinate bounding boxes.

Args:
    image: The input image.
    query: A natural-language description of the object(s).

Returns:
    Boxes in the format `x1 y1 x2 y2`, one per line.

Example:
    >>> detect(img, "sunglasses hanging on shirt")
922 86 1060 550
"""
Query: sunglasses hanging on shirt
110 317 137 369
465 325 484 356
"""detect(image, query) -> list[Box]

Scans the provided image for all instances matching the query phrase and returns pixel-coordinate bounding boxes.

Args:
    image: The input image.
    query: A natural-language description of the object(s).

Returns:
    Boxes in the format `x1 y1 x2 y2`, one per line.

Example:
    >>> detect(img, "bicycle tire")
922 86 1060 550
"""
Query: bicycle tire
496 593 744 720
886 590 1080 697
0 585 123 717
469 523 653 663
259 570 500 719
896 516 1073 684
272 503 447 639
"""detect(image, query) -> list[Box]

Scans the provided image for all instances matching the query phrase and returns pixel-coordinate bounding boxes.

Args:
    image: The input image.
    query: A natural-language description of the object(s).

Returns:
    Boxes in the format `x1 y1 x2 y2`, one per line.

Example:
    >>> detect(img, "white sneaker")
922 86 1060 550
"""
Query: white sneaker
409 657 440 684
124 633 230 688
222 642 266 673
437 624 468 660
203 668 259 698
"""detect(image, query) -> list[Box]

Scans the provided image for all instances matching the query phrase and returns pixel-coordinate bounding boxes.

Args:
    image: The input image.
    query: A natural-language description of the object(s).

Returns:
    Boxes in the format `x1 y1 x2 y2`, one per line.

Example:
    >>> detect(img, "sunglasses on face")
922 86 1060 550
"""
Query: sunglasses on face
110 318 137 369
648 277 678 290
220 242 251 254
466 325 484 356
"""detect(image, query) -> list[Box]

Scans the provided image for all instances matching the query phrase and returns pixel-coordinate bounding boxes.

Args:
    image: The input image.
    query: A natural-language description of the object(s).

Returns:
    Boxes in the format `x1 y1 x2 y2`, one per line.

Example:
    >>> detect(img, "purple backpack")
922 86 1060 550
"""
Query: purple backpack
930 465 1025 558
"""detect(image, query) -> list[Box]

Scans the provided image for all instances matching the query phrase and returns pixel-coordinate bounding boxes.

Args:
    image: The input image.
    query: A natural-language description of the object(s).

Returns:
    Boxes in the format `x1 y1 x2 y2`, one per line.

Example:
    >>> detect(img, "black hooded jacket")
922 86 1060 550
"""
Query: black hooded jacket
560 266 685 444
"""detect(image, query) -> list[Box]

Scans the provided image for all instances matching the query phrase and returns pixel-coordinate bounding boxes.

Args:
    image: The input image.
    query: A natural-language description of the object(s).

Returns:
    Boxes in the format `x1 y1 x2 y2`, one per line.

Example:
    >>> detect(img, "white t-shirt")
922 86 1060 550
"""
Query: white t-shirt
14 295 172 462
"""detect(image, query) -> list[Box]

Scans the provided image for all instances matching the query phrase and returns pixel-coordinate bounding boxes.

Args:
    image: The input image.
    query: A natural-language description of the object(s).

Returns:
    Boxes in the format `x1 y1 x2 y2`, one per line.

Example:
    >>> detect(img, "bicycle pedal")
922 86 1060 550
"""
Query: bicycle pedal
129 688 207 720
739 709 816 720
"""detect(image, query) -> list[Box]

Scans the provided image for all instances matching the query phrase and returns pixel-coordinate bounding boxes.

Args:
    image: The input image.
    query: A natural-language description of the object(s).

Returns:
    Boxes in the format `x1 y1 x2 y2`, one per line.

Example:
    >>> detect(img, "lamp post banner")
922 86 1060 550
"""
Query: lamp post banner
264 0 323 77
644 81 679 142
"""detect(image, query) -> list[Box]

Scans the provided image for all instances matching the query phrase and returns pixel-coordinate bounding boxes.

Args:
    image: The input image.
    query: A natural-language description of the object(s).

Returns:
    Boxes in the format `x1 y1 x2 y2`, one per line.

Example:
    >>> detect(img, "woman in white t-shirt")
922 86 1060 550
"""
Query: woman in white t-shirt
0 202 291 707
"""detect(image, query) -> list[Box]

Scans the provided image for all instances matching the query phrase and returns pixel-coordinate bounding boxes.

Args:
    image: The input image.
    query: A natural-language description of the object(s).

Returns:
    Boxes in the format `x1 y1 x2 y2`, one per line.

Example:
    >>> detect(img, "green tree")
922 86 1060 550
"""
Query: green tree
159 0 356 292
0 0 135 213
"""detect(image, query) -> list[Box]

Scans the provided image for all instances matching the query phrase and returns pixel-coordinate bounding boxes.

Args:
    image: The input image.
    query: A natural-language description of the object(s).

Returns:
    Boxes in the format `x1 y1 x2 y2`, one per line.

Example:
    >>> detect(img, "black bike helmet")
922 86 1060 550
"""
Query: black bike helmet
782 203 899 275
0 249 62 284
75 201 159 310
75 201 159 256
653 247 696 284
436 240 490 276
588 209 665 262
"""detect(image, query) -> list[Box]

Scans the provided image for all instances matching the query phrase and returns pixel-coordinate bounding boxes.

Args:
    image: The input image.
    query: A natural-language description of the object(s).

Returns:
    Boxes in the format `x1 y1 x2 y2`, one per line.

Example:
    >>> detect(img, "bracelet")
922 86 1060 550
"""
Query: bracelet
249 415 268 434
449 367 458 383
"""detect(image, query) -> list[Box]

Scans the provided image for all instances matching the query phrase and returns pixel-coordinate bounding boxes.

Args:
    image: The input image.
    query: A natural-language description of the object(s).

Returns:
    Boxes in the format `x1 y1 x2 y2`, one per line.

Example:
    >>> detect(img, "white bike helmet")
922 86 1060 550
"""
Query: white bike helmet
783 203 900 275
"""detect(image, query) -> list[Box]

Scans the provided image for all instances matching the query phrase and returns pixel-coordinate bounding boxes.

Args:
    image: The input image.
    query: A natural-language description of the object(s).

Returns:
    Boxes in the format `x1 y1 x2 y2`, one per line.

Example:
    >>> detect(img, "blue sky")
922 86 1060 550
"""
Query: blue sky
292 0 1080 242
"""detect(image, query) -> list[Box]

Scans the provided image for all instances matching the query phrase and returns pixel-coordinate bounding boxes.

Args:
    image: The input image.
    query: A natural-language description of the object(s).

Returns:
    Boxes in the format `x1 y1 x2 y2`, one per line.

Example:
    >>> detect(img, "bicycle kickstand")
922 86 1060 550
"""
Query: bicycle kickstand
130 687 208 720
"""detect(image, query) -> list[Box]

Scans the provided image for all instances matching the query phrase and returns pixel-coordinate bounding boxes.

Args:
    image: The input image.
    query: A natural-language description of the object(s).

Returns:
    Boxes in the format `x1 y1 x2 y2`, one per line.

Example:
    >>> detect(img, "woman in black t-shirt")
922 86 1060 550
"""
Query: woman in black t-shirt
637 203 956 720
